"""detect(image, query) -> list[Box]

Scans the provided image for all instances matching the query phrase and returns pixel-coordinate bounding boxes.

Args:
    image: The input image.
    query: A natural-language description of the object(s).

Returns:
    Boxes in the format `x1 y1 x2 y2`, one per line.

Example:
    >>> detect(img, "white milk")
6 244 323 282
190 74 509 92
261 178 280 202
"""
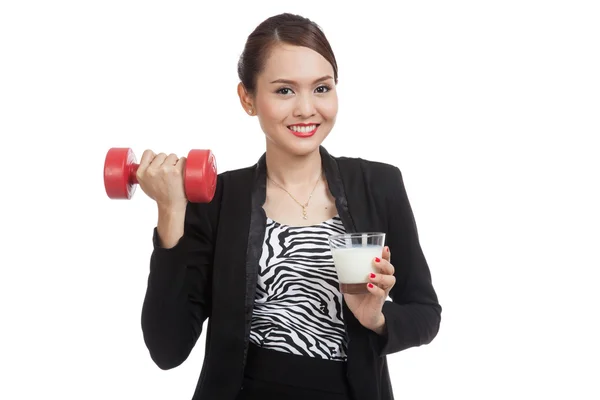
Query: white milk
331 245 383 283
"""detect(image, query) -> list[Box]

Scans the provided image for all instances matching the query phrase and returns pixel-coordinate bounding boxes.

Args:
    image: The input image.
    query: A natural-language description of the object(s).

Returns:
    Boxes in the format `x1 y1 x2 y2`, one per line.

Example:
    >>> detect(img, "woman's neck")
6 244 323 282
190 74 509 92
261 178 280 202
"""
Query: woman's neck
265 144 323 188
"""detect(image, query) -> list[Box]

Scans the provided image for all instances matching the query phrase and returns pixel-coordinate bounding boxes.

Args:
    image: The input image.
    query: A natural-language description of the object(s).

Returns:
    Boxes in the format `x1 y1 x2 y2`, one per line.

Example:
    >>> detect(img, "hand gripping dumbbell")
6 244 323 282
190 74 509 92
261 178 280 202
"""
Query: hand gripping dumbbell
103 147 217 203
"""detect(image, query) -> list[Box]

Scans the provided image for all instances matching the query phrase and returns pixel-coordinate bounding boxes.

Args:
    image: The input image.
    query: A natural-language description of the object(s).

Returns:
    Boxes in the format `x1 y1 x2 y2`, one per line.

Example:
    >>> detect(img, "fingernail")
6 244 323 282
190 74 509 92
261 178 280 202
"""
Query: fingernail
368 283 374 289
370 273 376 279
375 257 381 262
386 246 390 253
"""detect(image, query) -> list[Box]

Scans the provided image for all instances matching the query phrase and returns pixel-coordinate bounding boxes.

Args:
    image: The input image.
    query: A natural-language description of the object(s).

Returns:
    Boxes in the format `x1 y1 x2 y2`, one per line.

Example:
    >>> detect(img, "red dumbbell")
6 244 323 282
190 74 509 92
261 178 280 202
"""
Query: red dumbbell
103 147 217 203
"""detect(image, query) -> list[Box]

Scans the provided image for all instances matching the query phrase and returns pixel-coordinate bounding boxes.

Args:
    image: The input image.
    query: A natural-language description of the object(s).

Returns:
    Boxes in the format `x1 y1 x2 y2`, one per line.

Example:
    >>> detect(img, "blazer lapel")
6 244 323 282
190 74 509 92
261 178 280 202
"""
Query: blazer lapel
320 146 357 234
242 154 268 363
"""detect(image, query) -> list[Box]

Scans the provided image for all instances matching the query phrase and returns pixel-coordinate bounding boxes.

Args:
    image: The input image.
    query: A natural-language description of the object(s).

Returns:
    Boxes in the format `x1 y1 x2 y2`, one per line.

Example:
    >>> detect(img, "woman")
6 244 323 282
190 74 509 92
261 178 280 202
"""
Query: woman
137 13 441 400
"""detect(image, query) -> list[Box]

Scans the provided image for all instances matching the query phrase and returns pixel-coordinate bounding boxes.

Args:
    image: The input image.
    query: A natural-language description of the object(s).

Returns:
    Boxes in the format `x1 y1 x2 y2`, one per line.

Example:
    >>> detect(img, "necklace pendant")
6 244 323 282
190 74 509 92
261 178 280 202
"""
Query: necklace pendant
302 208 308 220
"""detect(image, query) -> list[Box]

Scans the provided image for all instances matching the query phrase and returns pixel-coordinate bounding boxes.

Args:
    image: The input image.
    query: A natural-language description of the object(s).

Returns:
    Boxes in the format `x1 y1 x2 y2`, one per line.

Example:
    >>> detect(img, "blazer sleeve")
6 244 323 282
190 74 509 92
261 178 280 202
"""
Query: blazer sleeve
140 181 220 370
377 166 442 356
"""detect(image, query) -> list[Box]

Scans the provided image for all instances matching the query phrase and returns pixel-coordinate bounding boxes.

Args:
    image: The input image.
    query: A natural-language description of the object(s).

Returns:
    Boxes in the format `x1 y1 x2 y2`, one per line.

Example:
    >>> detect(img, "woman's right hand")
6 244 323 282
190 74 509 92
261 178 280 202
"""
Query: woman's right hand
136 150 188 212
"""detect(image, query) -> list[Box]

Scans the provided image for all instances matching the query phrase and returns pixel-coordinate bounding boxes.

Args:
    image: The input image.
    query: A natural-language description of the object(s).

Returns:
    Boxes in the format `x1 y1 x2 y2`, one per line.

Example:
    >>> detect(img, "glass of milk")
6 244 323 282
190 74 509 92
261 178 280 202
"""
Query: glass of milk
328 232 386 294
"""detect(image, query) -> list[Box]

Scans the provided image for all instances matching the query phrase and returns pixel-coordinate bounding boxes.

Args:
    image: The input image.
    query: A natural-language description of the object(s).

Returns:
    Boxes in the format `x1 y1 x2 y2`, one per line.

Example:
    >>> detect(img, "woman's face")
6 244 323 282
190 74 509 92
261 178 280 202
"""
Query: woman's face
239 43 338 157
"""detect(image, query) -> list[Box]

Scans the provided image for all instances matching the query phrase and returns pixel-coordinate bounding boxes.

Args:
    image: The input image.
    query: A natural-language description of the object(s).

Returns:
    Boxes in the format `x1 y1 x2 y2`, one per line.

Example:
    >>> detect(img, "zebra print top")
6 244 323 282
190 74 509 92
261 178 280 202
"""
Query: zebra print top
249 215 349 362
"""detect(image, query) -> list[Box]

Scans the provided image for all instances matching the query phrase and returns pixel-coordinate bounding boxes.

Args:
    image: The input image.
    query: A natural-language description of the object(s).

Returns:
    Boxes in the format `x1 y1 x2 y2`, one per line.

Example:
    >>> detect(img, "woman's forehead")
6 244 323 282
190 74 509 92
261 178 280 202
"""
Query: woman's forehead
260 44 335 83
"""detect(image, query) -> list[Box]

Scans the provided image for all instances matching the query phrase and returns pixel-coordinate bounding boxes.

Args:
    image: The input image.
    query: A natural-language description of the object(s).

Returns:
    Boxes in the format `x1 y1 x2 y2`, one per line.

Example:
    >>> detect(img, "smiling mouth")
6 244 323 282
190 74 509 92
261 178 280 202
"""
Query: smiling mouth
287 124 320 137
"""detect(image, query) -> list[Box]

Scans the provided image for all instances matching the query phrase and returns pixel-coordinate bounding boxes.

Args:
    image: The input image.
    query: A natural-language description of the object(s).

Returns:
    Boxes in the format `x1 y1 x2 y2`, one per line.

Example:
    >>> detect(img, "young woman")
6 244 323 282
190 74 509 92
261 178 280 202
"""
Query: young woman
137 13 441 400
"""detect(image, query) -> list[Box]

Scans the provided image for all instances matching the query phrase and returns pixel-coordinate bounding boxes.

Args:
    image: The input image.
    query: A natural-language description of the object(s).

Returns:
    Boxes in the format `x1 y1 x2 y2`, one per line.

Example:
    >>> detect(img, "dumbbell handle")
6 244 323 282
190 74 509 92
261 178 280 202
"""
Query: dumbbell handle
128 163 140 185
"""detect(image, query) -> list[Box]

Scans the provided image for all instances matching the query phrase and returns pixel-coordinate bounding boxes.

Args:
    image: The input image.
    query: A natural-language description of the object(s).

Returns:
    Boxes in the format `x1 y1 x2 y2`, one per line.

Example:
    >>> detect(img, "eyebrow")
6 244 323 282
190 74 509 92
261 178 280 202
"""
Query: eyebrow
269 75 334 85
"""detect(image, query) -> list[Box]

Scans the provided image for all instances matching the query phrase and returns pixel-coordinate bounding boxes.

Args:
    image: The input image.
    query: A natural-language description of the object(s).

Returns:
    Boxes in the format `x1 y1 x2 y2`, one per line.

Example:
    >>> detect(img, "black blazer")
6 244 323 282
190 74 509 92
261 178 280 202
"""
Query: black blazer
141 146 442 400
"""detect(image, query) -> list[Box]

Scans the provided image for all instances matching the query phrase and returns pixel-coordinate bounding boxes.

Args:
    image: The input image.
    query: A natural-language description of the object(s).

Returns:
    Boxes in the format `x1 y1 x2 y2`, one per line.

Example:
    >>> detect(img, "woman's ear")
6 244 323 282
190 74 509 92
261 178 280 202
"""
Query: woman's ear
237 82 255 116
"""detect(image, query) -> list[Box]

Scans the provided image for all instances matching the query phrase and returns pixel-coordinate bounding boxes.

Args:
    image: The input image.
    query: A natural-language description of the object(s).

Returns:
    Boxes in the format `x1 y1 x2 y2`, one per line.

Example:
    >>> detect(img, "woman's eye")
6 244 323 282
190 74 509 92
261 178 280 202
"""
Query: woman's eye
315 85 331 93
277 88 293 95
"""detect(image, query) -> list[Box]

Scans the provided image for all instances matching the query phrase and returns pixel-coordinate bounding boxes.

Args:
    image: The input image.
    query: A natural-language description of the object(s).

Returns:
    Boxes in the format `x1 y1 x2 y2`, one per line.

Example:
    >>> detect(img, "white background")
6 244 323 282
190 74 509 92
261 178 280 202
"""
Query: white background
1 1 599 399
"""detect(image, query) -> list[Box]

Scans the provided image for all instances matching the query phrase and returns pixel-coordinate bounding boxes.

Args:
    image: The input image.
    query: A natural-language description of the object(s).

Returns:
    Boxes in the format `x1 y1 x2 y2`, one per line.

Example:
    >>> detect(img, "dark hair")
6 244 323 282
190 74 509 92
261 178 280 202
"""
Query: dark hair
237 13 338 95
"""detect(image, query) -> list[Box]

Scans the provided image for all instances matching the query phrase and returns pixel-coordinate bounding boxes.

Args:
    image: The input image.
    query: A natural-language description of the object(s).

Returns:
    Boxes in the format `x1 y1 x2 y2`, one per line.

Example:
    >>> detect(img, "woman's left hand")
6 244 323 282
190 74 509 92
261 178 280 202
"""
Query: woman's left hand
343 246 396 334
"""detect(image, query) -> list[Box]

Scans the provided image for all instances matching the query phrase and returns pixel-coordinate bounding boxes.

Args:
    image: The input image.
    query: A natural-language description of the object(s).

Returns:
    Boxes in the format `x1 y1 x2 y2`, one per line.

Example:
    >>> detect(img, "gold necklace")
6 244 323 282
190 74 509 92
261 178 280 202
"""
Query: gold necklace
267 172 322 220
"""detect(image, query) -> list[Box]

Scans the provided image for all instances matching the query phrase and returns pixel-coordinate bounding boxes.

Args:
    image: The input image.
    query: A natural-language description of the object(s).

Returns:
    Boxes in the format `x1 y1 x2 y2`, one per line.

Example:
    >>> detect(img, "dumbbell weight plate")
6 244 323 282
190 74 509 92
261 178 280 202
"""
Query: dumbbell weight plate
185 149 217 203
104 147 137 199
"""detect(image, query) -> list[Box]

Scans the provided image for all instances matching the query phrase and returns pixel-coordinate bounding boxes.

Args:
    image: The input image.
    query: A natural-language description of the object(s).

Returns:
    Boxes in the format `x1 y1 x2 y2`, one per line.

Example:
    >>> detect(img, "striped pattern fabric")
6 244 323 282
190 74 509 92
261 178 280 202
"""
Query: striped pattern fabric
249 215 349 361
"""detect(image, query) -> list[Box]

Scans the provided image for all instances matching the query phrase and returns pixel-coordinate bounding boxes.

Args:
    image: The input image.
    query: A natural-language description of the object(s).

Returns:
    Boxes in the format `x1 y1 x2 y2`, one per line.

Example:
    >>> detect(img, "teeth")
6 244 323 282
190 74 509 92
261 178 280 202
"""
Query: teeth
289 125 317 133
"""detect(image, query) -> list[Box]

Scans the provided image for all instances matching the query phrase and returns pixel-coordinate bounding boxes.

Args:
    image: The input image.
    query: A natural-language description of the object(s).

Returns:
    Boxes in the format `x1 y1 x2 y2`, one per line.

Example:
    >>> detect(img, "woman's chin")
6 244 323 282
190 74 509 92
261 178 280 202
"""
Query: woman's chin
285 137 326 156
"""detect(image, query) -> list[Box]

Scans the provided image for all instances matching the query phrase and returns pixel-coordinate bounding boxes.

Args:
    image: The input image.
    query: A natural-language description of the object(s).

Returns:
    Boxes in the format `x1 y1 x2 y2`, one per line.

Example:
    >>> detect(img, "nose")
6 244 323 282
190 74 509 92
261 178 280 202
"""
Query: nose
293 93 316 118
